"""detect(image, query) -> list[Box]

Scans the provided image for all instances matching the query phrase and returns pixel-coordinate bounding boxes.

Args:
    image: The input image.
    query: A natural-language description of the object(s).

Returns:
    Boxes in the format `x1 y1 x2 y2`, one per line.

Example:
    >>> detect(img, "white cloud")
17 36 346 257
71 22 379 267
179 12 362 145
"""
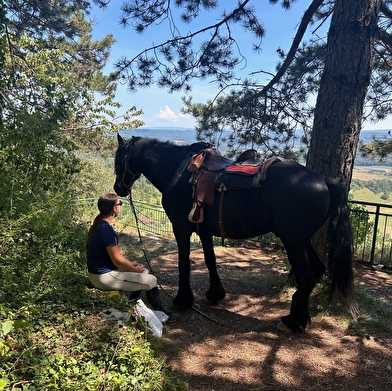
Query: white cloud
156 105 178 121
155 105 192 123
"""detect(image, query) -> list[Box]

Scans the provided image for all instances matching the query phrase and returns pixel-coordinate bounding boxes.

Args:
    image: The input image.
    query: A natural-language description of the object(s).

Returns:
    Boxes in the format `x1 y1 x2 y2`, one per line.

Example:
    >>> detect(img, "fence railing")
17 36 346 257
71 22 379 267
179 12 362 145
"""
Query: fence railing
118 199 202 242
79 198 392 267
349 200 392 267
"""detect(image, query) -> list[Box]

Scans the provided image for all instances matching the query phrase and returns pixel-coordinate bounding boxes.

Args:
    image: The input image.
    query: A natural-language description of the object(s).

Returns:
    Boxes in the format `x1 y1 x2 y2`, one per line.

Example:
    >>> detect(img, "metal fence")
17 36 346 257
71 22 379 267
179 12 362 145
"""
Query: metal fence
349 200 392 267
118 199 202 243
78 198 176 238
79 198 392 267
121 200 175 238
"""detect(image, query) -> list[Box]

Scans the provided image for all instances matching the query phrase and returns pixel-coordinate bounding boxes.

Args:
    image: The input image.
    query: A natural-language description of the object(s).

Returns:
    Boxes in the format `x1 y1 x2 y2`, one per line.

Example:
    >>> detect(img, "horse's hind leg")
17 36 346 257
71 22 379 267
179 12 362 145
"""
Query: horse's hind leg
306 242 326 283
280 243 318 332
199 232 226 304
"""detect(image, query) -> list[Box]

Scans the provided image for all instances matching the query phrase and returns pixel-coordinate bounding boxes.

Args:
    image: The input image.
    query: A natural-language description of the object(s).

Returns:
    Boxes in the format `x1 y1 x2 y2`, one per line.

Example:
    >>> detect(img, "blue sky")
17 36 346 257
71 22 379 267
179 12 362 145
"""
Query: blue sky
89 0 392 131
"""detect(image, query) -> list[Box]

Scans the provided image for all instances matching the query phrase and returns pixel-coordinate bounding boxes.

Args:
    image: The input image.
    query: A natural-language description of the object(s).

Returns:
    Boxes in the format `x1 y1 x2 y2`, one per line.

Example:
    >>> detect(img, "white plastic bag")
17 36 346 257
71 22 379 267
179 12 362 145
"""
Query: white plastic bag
99 308 131 322
134 299 163 337
152 310 169 324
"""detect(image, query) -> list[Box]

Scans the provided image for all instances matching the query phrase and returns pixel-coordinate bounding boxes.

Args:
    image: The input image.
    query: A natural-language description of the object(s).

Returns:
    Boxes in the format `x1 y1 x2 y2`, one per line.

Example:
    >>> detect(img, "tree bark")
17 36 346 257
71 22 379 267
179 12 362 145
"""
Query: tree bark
307 0 380 193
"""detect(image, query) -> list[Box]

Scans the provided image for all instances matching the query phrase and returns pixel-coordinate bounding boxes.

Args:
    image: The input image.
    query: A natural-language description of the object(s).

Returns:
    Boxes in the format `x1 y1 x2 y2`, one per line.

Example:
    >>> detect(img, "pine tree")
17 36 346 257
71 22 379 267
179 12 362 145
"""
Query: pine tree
103 0 392 191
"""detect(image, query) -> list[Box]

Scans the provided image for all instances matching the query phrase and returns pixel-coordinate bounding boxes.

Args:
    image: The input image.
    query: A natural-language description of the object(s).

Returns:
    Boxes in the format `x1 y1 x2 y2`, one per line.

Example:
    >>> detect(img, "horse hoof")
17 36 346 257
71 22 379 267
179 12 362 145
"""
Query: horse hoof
276 321 292 333
202 296 219 306
171 302 187 312
172 297 193 311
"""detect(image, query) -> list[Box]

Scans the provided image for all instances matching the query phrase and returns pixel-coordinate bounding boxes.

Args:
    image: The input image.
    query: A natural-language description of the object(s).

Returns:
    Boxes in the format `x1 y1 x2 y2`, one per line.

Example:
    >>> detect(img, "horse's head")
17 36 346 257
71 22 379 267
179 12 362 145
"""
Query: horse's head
113 134 141 197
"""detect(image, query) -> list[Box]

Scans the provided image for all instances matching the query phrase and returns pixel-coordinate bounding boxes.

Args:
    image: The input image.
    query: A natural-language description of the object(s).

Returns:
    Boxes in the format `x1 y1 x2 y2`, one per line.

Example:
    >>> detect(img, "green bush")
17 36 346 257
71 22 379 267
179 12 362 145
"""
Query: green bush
350 204 371 247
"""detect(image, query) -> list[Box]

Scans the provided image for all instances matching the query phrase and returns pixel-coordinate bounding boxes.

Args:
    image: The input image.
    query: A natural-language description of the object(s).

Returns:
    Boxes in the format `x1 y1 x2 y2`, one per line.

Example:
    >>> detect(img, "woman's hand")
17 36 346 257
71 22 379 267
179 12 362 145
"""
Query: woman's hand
107 245 146 272
132 263 145 273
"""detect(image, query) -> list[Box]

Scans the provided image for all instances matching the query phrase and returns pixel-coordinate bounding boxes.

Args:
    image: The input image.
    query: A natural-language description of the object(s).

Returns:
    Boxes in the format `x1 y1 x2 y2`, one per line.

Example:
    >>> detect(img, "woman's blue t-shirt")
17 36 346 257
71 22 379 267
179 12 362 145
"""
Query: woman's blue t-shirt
87 220 118 274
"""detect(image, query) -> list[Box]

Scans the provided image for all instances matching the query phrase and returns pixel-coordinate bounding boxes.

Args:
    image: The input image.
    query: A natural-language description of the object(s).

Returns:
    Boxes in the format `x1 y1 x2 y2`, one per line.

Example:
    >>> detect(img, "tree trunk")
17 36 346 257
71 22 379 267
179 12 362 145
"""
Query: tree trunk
306 0 380 261
307 0 380 193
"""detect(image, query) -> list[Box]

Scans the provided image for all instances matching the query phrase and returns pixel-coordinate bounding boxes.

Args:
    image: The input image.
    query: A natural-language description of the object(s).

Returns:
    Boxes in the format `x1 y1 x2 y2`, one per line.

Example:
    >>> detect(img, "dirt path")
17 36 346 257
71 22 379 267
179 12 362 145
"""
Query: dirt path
121 233 392 391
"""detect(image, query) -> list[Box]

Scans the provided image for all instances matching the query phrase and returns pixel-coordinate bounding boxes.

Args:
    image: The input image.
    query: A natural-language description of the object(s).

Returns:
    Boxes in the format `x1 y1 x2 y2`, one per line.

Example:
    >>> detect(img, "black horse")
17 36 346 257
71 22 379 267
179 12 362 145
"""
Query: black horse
114 134 358 331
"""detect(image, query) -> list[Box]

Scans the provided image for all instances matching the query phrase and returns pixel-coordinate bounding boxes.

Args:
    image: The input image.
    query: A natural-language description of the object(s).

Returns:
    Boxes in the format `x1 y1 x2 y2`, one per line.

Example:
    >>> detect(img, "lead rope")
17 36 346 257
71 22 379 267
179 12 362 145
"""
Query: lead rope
127 194 225 326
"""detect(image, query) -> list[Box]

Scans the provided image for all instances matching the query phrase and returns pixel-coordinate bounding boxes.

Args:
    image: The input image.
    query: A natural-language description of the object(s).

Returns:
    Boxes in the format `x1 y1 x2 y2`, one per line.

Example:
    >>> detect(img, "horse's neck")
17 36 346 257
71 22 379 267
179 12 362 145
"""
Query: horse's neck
140 146 185 194
142 170 170 194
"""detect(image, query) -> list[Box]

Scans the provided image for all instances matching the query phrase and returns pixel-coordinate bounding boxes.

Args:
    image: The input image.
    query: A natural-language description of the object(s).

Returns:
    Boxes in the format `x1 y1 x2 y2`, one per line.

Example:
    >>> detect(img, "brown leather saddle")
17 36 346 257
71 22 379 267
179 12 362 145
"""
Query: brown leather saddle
187 147 280 224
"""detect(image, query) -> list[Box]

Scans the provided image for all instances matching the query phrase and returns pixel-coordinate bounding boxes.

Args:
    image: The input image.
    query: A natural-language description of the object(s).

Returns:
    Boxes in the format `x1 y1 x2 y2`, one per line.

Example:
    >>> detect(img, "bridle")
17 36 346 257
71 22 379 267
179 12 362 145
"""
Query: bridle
117 153 140 191
119 167 140 190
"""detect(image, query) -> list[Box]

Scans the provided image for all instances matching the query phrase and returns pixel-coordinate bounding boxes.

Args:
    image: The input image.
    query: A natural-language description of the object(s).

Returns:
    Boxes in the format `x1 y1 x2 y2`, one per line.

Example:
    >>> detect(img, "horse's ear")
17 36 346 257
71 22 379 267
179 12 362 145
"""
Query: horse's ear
117 133 125 146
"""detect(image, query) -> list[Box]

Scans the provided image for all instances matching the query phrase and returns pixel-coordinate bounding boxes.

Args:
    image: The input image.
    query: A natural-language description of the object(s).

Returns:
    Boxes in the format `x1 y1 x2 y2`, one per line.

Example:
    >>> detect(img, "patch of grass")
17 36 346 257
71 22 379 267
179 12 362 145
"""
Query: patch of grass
350 187 386 203
0 281 189 391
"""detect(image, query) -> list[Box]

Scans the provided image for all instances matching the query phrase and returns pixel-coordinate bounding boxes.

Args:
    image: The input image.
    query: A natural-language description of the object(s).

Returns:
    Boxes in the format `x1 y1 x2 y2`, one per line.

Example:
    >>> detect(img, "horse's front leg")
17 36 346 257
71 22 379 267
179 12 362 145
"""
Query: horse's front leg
171 225 194 311
199 232 226 304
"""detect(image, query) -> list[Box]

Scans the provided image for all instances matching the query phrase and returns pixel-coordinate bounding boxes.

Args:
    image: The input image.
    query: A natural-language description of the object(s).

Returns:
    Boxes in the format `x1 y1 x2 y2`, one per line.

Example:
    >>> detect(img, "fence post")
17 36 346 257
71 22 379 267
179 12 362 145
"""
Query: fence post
370 204 380 265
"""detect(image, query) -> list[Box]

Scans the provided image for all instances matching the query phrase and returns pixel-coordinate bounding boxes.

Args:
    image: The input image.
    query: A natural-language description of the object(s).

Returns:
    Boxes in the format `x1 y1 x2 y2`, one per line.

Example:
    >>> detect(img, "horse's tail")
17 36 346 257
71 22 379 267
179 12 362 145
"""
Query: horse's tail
325 177 359 318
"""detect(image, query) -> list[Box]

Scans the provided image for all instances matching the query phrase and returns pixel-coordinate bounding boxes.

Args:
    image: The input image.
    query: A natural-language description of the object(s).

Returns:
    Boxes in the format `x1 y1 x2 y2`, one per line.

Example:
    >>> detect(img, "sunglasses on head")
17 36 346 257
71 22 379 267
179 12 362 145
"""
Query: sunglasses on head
115 201 123 206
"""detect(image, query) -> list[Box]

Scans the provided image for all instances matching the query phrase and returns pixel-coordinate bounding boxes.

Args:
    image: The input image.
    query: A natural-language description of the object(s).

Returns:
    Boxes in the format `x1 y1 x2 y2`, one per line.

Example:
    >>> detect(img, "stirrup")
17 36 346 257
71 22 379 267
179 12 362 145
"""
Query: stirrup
188 202 204 223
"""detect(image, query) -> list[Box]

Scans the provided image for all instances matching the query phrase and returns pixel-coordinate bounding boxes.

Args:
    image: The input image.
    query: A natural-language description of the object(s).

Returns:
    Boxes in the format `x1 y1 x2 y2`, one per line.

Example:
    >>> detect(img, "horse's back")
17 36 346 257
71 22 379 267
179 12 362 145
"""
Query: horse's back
198 160 330 241
261 160 330 240
268 160 329 196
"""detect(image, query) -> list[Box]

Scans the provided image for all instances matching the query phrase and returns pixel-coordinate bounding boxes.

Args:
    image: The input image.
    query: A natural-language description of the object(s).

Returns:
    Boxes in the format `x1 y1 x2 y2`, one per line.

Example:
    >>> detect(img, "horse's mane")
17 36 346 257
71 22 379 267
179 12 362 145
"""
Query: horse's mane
123 137 212 162
168 140 213 188
133 137 211 152
116 136 213 188
134 137 213 188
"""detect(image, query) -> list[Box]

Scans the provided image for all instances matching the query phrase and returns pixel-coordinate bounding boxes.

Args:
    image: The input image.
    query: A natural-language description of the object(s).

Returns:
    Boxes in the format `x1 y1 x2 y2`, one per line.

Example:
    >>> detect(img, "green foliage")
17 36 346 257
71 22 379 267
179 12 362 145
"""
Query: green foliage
352 178 392 194
131 177 163 205
350 204 370 247
1 2 144 219
350 176 392 204
112 0 264 92
0 3 181 388
74 156 117 198
182 92 309 159
359 136 392 160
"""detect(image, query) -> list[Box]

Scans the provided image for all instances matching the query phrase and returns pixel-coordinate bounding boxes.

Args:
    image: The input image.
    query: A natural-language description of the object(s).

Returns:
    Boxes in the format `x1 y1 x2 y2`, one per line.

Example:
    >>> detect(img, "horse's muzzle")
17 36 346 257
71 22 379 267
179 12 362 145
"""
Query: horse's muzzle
113 179 130 197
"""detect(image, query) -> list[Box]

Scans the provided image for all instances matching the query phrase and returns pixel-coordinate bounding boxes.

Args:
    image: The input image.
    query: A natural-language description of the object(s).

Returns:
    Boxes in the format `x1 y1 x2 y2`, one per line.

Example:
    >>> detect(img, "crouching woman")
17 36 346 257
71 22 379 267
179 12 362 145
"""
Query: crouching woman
86 193 179 323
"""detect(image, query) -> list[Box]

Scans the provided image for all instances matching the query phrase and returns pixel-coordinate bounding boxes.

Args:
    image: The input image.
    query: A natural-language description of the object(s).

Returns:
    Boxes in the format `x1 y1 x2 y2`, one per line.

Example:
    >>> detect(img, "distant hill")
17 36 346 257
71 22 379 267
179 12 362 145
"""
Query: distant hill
121 127 392 144
120 127 198 144
119 127 392 165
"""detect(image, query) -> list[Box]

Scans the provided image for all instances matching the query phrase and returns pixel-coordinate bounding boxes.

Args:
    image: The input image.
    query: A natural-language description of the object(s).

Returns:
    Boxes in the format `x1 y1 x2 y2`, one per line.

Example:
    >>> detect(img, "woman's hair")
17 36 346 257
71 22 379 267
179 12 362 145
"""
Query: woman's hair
86 193 118 248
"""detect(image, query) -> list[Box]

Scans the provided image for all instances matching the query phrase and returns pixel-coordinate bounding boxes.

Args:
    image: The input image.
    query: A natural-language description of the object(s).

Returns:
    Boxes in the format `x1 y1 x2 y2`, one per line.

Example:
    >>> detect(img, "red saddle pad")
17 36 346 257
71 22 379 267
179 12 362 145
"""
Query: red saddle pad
225 164 259 175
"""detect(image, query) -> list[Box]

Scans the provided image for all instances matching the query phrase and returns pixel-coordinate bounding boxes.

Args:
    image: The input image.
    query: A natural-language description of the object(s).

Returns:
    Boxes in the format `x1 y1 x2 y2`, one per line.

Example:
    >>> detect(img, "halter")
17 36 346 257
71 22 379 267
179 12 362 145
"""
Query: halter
120 167 140 189
118 154 140 191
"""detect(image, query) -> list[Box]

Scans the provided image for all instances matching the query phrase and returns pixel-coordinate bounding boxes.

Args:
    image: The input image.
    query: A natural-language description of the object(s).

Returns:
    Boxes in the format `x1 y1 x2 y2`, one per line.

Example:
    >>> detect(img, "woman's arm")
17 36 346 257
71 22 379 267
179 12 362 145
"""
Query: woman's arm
106 245 145 273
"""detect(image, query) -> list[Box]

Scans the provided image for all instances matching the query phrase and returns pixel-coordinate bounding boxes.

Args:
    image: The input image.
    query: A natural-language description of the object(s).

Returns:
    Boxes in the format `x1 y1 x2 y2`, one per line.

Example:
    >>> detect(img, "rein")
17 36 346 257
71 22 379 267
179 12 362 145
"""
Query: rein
127 194 163 287
127 194 225 327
